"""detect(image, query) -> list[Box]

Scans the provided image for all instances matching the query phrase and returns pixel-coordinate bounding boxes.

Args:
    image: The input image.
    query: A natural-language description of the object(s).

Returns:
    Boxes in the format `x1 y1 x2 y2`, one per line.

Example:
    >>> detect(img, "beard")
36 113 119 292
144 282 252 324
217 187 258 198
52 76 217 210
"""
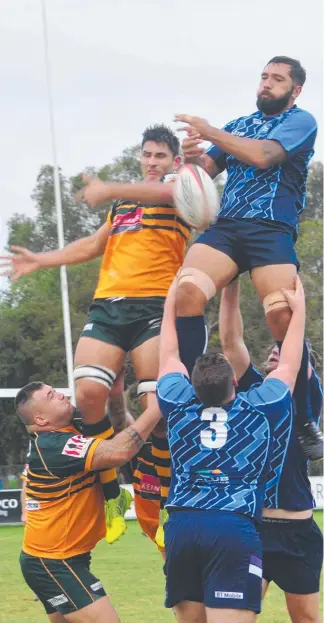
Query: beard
257 87 294 115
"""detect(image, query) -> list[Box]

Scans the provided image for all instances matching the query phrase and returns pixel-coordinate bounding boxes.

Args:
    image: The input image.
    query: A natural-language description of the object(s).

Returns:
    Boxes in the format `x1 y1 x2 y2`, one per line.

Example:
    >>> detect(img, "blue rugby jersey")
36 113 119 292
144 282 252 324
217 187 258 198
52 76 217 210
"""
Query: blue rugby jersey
237 363 323 511
206 106 317 232
157 373 293 521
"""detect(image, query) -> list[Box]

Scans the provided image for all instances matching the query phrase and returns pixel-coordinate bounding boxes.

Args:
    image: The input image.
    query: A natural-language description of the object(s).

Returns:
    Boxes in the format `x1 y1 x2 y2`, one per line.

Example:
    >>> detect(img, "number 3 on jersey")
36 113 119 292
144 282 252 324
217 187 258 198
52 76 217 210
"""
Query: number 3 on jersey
200 408 228 449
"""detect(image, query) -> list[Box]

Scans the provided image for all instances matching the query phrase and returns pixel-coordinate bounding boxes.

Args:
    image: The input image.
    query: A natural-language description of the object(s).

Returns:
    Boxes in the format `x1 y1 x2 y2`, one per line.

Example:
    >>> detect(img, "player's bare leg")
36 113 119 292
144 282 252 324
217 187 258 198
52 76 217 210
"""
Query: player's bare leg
61 595 120 623
131 335 169 549
74 337 132 543
173 601 207 623
252 264 323 460
205 607 256 623
175 244 238 376
285 592 321 623
251 264 296 341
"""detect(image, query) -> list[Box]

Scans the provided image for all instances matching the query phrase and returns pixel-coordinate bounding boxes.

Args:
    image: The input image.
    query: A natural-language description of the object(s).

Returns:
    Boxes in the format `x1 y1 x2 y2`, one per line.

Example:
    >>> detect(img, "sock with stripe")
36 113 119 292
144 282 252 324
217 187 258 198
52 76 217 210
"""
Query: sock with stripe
82 415 120 500
176 315 208 377
151 433 171 509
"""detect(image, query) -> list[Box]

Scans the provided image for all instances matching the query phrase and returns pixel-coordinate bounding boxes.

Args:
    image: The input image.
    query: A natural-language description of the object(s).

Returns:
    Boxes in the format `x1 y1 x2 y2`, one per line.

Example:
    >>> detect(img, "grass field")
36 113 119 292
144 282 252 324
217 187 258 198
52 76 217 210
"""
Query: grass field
0 513 322 623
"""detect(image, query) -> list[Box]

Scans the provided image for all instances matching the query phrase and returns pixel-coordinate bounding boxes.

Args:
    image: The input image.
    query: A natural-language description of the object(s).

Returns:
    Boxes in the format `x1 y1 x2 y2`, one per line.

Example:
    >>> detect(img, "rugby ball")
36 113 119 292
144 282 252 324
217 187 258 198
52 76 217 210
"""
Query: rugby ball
173 164 220 230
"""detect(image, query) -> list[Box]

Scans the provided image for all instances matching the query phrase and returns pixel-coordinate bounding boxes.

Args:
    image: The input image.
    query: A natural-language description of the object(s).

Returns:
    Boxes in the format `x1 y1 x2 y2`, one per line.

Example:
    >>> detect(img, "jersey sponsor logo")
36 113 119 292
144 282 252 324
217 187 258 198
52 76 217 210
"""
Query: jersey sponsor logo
196 468 229 484
215 591 244 599
140 473 161 495
112 207 143 234
252 118 263 124
61 435 93 458
232 130 245 136
26 500 40 511
90 580 103 591
48 594 69 606
83 323 93 332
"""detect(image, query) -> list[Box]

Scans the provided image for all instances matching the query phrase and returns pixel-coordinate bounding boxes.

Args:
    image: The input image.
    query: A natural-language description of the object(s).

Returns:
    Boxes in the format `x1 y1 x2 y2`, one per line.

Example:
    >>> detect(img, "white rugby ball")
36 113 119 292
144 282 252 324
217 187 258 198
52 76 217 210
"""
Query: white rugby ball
173 164 220 230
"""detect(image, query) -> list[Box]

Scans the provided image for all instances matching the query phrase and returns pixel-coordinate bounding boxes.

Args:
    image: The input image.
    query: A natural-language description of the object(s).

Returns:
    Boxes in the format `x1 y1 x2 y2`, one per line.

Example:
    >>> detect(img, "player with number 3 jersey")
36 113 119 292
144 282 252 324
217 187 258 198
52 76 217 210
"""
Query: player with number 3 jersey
156 275 305 623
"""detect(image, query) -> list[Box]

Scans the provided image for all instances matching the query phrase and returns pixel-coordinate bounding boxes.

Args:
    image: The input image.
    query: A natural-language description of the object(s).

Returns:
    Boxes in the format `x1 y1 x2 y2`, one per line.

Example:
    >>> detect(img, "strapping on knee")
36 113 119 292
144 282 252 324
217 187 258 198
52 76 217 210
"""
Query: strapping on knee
177 267 216 301
137 379 157 398
73 365 116 389
263 290 294 315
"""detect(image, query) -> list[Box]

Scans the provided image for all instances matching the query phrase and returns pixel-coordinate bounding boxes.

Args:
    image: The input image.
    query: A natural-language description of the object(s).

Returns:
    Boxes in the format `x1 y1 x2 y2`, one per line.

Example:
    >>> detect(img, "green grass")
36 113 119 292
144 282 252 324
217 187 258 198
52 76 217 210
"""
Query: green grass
0 513 322 623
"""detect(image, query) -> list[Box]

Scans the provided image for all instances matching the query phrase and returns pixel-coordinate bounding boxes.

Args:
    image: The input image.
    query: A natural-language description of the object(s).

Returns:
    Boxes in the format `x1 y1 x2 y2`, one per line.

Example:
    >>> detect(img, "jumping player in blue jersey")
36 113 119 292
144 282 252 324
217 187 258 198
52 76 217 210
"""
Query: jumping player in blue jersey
219 279 323 623
174 56 322 460
156 275 305 623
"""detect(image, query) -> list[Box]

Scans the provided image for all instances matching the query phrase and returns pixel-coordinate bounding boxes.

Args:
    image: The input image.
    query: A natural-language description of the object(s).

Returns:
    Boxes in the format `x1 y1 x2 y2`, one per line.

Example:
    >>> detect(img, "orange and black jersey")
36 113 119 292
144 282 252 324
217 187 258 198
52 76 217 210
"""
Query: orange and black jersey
23 427 105 559
133 441 161 501
94 198 191 299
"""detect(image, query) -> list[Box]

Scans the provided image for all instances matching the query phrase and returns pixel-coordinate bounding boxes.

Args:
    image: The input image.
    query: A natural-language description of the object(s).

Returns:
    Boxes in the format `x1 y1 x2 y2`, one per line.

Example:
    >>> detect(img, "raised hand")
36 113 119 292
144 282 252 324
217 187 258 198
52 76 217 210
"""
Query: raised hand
281 275 305 314
77 175 114 208
0 246 41 281
174 114 212 141
182 129 205 163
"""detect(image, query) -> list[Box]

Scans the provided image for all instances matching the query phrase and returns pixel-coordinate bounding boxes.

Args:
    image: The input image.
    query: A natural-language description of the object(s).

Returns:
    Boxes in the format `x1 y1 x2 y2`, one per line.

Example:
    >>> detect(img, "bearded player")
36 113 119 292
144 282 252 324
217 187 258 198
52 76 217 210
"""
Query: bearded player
173 55 322 460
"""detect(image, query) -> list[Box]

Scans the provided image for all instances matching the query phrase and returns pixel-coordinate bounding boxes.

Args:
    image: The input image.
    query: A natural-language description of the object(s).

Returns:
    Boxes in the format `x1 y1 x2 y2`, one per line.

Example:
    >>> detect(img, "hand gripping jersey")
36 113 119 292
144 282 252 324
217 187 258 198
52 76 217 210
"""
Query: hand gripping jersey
157 373 293 521
94 190 191 299
23 427 105 559
238 363 323 511
206 106 317 232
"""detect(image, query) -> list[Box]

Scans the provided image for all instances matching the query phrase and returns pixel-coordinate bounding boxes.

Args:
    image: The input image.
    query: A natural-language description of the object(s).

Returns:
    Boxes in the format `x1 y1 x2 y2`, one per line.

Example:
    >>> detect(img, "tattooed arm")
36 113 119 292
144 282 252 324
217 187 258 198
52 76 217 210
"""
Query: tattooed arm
91 393 160 469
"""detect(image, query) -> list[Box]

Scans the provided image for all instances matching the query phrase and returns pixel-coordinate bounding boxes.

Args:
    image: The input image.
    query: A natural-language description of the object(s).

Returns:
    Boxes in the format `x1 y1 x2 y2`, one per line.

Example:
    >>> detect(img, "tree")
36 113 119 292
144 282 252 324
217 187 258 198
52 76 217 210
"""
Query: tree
302 161 323 221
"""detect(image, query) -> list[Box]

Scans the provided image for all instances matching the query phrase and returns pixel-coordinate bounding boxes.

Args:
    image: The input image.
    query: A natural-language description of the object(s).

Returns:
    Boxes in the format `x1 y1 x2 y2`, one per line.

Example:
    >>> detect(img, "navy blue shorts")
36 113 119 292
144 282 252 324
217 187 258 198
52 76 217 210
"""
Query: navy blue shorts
197 218 299 275
164 509 262 612
259 517 323 594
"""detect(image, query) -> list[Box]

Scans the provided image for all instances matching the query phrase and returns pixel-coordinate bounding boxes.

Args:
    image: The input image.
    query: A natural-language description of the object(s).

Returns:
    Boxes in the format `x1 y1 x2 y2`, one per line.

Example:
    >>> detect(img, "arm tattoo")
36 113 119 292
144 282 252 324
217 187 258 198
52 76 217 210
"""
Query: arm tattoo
124 426 145 450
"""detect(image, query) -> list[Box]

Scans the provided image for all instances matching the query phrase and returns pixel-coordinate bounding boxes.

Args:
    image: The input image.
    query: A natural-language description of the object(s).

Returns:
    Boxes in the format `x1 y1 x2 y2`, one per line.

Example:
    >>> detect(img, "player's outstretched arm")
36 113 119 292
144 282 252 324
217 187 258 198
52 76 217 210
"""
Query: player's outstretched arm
80 175 174 209
175 114 286 170
158 279 188 379
91 393 161 469
266 276 306 393
0 223 110 281
219 279 251 380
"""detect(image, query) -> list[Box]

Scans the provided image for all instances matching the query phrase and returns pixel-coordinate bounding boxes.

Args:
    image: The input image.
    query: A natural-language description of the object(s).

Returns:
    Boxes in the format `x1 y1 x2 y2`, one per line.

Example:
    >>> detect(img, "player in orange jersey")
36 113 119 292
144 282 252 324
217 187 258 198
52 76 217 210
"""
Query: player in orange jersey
2 125 188 547
16 380 160 623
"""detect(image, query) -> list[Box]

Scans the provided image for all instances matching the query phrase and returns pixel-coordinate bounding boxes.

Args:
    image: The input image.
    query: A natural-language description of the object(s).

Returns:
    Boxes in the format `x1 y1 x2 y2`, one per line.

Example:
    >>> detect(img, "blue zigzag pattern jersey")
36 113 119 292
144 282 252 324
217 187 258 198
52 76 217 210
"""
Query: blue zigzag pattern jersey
238 363 323 511
157 373 293 521
206 106 317 232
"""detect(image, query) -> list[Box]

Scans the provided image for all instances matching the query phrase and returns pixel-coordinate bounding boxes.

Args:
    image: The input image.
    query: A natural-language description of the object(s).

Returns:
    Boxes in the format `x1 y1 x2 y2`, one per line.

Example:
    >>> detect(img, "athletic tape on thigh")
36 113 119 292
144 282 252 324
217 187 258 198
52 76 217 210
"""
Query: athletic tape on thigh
178 267 216 301
73 365 116 389
263 290 294 315
137 379 157 397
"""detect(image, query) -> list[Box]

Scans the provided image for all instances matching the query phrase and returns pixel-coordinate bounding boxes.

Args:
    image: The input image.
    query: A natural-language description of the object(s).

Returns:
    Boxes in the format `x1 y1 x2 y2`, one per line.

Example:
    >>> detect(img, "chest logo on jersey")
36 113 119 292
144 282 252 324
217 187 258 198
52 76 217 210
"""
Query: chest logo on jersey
112 207 143 234
231 130 245 137
61 435 93 458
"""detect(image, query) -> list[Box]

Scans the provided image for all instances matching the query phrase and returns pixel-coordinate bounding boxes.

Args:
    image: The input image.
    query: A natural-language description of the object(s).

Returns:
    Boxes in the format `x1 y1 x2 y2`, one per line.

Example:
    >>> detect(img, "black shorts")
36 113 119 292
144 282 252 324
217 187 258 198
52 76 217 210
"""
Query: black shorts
164 510 262 613
259 516 323 594
197 217 299 275
20 551 106 615
80 296 165 351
